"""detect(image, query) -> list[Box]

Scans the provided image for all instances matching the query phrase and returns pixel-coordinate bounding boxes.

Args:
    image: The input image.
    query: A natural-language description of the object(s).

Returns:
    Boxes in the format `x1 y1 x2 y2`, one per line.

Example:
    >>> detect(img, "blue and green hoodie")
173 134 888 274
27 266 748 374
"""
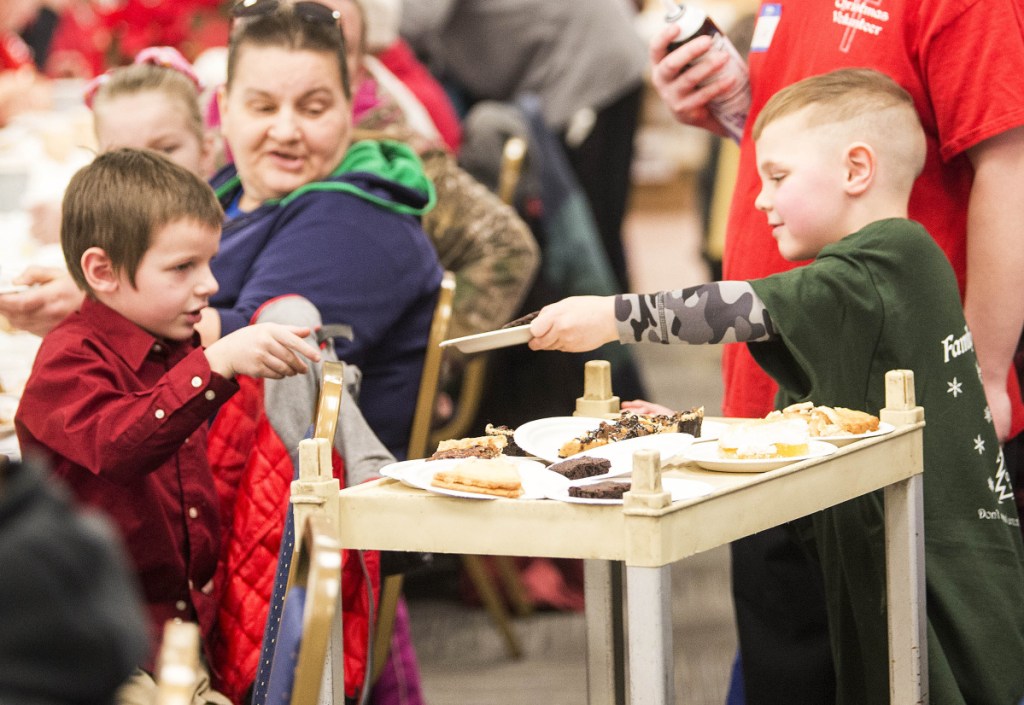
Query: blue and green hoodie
208 140 442 457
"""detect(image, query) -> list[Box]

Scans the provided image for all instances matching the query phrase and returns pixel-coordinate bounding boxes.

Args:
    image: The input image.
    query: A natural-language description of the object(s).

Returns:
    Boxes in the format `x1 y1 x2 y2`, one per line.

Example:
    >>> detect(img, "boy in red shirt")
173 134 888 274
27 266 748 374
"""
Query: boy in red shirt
15 148 321 703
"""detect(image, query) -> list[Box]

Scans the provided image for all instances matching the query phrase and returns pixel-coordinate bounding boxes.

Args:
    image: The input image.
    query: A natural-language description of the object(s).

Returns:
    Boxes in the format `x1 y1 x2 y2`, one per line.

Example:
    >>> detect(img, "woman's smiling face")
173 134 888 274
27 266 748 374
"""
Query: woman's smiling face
220 44 352 211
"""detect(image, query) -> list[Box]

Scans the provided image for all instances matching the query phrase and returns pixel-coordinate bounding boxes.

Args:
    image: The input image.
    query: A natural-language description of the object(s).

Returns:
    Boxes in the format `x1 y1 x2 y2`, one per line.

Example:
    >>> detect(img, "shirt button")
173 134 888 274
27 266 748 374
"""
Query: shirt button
188 507 199 519
204 390 216 401
175 600 187 612
155 409 165 420
153 344 163 353
191 376 203 388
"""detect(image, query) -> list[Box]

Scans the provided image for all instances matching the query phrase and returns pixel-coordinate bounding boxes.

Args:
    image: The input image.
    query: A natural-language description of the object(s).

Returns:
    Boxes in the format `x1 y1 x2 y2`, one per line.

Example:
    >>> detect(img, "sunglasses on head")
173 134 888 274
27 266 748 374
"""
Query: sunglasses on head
231 0 341 25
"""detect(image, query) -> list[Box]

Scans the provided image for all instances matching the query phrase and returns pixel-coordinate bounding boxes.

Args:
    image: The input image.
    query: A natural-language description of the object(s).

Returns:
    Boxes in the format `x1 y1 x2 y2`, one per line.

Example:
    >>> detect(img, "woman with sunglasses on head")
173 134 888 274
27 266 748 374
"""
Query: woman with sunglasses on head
202 0 440 456
201 4 440 704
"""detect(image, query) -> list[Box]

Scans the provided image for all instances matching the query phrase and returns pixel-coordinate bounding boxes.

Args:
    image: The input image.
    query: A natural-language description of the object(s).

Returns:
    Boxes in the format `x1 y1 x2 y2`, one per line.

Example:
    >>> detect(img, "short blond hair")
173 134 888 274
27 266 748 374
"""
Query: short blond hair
92 62 204 144
754 69 926 187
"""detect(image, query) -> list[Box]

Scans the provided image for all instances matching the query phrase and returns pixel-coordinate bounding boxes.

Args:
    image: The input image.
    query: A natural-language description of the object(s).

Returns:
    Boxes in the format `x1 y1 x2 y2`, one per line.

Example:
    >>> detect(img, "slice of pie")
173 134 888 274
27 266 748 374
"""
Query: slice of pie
428 434 507 461
431 457 523 498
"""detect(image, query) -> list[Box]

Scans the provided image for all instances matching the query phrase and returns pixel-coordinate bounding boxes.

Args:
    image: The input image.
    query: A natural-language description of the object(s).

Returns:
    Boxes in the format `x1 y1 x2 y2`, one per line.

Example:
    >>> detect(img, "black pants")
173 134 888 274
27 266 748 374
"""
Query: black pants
731 526 836 705
563 83 644 294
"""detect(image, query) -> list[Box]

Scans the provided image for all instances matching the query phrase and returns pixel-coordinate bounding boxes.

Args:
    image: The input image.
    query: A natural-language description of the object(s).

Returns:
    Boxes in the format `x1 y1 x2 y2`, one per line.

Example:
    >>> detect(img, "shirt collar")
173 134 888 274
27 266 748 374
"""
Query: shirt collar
77 298 195 370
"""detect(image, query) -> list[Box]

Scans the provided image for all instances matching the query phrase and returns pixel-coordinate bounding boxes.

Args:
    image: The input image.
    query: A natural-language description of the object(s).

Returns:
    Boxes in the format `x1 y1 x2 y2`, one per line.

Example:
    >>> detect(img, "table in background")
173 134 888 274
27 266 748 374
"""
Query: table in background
0 105 94 459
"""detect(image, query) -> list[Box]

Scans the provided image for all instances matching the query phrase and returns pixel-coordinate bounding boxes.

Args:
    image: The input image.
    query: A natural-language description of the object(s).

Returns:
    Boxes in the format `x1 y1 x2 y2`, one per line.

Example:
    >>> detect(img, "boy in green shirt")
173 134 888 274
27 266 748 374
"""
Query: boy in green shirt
529 68 1024 704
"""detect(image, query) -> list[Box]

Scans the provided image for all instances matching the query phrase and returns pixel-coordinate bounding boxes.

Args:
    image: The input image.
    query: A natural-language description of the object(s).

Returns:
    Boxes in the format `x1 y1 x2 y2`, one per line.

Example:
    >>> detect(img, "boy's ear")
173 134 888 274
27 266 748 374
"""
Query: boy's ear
843 142 875 196
80 247 120 294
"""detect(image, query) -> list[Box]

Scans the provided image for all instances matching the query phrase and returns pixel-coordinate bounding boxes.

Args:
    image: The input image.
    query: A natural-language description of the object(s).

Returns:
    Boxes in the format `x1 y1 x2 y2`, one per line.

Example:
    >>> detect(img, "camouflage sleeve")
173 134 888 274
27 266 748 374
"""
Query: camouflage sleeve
614 281 777 344
420 149 541 340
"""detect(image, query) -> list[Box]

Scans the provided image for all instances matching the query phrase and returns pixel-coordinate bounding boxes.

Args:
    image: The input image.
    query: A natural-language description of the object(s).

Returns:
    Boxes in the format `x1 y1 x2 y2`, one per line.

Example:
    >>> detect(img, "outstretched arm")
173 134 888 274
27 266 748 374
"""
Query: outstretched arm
617 281 776 344
529 281 776 352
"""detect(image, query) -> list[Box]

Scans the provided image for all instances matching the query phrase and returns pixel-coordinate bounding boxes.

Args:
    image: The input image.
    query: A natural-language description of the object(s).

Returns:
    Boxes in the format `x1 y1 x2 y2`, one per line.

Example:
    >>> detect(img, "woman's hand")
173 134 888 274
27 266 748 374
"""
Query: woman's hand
204 323 321 379
528 296 618 352
0 267 83 336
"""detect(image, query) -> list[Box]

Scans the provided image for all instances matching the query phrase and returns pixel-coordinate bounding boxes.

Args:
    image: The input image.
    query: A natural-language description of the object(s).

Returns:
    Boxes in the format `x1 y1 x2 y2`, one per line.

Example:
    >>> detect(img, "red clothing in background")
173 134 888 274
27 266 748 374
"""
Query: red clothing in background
1 32 33 70
15 298 238 668
722 0 1024 437
377 38 462 153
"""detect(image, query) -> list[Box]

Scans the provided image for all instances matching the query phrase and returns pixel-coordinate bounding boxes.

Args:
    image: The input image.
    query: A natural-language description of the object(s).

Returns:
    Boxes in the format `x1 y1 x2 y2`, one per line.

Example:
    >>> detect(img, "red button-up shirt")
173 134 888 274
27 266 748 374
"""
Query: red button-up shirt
15 298 238 667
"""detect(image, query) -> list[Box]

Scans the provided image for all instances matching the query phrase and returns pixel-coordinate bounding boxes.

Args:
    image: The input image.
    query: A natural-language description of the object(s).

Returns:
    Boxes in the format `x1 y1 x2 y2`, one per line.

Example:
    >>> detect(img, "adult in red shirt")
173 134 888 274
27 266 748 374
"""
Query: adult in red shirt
648 0 1024 701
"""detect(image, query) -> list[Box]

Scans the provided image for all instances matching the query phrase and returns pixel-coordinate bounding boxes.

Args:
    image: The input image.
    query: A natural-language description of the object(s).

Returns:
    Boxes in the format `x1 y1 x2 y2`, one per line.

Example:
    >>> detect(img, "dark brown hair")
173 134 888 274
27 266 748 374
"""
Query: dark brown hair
227 4 351 98
61 148 223 296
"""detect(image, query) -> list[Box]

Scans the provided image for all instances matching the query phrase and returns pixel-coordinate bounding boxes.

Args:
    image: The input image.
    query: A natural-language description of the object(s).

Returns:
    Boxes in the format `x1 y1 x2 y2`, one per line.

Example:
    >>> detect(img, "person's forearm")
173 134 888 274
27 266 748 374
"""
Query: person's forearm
616 281 776 345
964 125 1024 439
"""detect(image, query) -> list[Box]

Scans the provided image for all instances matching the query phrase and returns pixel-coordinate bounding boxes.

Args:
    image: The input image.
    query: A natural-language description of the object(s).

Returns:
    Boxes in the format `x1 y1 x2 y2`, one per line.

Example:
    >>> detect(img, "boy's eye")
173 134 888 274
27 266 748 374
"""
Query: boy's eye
173 262 194 273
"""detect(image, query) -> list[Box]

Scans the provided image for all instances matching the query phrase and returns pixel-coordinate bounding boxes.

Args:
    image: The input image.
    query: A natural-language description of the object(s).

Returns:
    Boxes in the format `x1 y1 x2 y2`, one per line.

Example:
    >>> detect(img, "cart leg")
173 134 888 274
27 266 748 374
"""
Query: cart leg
584 560 626 705
884 474 927 705
626 564 674 705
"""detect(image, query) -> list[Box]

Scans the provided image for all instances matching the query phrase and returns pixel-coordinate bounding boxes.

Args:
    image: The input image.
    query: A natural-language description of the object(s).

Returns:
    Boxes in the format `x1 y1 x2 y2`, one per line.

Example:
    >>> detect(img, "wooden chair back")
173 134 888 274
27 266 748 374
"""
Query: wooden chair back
154 620 200 705
406 270 456 460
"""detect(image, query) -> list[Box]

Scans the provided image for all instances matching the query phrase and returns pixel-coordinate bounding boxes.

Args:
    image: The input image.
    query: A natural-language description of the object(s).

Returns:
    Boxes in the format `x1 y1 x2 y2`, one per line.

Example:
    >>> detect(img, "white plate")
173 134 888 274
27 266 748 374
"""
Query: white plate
815 421 895 446
439 325 532 353
546 477 715 505
555 433 696 479
513 416 607 463
697 419 729 441
383 457 568 500
0 394 18 436
682 439 838 473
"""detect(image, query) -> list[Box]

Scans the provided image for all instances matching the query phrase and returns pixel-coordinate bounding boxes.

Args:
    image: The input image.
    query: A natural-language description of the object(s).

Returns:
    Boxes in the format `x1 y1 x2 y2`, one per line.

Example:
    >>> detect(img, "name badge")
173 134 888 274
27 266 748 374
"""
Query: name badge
751 3 781 53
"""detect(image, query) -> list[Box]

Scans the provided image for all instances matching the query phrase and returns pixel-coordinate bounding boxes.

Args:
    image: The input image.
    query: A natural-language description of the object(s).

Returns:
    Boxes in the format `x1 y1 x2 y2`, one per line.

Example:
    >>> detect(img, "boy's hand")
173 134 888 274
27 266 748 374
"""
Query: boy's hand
528 296 617 352
205 323 322 379
621 400 676 416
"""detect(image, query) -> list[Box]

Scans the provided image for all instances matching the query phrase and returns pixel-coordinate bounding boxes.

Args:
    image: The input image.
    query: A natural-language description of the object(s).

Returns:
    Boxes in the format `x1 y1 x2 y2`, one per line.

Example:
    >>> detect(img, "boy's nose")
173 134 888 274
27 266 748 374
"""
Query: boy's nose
196 268 219 297
754 187 771 212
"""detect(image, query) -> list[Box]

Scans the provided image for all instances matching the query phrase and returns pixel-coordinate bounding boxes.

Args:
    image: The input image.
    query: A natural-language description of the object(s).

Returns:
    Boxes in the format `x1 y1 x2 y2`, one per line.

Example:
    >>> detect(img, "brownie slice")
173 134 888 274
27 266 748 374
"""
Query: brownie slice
485 423 527 456
549 456 612 480
500 310 539 329
568 481 630 500
673 406 704 438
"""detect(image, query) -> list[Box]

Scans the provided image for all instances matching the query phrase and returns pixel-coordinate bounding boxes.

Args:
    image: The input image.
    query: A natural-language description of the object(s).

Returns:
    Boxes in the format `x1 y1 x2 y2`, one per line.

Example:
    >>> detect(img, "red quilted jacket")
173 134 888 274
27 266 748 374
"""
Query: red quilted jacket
206 374 380 703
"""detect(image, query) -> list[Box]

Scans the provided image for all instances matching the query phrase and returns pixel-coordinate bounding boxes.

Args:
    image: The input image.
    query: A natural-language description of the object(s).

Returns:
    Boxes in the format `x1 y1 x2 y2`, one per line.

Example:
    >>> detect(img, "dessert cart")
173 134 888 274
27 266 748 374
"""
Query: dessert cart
320 368 927 704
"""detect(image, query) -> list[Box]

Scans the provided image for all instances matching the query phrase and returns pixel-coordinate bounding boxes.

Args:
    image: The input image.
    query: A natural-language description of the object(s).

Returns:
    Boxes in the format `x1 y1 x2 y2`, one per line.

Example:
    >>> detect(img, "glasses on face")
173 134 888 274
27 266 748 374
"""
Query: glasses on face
231 0 341 25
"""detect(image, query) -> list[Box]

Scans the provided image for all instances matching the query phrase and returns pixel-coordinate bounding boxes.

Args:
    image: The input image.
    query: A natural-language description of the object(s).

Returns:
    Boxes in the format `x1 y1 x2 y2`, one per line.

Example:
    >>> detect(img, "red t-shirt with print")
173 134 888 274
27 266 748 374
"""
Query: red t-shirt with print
722 0 1024 437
